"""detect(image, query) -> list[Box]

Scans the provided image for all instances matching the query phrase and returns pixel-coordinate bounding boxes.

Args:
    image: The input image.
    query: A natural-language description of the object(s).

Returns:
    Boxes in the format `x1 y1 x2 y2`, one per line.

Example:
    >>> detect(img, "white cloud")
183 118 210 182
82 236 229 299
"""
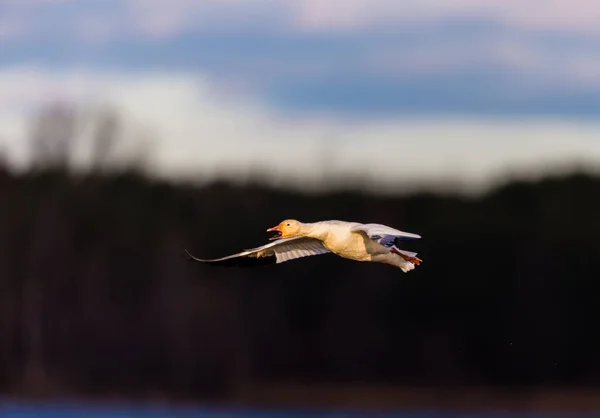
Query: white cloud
3 1 600 101
0 0 287 42
289 0 600 34
3 0 600 43
1 66 600 195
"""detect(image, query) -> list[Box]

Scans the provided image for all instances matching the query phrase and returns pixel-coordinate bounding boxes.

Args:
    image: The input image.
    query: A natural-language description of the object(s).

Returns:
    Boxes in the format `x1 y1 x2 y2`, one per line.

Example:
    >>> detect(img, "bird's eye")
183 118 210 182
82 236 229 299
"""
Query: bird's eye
286 223 290 226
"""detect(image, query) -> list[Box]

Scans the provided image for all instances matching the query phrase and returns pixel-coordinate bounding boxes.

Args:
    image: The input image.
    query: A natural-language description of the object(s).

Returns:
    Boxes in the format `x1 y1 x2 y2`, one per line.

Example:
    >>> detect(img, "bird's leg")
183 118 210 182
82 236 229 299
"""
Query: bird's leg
391 247 422 265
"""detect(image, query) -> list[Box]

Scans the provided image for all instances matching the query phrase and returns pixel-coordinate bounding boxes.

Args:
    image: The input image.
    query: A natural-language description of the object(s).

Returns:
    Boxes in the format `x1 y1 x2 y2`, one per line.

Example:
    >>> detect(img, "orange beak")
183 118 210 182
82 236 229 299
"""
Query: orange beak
267 224 282 240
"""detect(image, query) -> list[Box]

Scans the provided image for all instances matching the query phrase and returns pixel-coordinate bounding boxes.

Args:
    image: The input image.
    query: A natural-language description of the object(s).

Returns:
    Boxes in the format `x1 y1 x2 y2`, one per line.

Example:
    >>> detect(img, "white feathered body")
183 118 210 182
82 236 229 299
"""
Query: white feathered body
304 221 418 272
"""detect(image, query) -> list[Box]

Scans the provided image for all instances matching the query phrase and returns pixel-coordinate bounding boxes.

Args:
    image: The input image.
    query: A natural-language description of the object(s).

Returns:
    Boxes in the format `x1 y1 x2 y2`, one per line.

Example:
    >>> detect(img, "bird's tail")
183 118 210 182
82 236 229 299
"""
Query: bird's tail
399 262 415 273
392 248 423 272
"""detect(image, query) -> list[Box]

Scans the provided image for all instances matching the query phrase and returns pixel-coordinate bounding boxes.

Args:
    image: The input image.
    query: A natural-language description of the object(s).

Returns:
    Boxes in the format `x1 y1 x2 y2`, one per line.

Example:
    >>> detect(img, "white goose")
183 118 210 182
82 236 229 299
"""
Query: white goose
186 219 423 273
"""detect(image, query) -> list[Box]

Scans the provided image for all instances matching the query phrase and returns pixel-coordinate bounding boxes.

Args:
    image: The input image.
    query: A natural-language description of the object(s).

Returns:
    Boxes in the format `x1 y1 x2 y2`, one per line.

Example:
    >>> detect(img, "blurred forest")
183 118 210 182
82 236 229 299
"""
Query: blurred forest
1 104 600 410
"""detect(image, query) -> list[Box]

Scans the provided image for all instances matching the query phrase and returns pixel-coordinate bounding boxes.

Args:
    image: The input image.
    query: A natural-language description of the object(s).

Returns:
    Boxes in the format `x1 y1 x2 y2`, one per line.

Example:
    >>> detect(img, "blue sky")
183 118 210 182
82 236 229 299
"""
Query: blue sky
1 0 600 193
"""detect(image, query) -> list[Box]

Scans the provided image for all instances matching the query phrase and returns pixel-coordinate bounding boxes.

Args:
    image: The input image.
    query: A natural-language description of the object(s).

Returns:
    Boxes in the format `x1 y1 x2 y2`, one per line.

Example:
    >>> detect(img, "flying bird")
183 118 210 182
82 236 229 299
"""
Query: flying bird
186 219 423 272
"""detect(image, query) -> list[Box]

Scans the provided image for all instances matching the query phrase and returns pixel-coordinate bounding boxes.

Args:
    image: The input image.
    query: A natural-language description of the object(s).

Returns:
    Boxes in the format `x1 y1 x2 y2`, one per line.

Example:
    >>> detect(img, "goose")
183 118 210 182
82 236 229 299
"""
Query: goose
186 219 423 273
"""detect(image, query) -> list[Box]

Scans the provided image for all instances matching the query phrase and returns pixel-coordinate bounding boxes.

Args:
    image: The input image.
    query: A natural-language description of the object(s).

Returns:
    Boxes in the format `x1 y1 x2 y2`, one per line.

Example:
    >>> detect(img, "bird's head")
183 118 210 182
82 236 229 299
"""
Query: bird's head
267 219 302 240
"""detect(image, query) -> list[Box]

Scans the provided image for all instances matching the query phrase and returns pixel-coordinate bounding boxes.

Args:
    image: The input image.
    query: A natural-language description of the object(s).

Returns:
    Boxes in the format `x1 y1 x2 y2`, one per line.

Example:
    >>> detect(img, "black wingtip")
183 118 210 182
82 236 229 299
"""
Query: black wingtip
185 249 205 262
184 248 277 268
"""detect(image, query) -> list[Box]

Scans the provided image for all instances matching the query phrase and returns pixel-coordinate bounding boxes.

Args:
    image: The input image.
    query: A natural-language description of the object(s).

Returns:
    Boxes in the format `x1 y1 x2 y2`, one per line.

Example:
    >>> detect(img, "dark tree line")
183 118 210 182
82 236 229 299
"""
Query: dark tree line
0 164 599 403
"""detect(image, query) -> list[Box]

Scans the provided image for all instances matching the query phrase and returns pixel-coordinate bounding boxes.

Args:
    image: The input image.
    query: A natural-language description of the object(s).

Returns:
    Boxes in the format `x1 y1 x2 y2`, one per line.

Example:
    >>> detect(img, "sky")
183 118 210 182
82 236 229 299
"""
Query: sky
1 0 600 194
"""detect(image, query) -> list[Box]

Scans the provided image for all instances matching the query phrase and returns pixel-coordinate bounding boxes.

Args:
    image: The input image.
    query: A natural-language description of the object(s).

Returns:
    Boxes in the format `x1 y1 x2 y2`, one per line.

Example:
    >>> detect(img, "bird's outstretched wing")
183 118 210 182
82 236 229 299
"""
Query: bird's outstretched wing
185 236 331 268
350 223 421 247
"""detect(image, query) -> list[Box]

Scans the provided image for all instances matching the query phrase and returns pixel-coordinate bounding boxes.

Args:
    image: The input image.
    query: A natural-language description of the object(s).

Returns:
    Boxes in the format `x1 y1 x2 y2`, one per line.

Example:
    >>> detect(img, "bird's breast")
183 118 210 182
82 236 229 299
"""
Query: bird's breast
323 230 378 261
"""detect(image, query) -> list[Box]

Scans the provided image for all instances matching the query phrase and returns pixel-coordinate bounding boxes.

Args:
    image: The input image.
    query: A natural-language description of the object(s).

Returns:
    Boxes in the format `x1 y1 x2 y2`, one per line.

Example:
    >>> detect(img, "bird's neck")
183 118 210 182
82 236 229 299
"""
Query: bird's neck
301 222 329 241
